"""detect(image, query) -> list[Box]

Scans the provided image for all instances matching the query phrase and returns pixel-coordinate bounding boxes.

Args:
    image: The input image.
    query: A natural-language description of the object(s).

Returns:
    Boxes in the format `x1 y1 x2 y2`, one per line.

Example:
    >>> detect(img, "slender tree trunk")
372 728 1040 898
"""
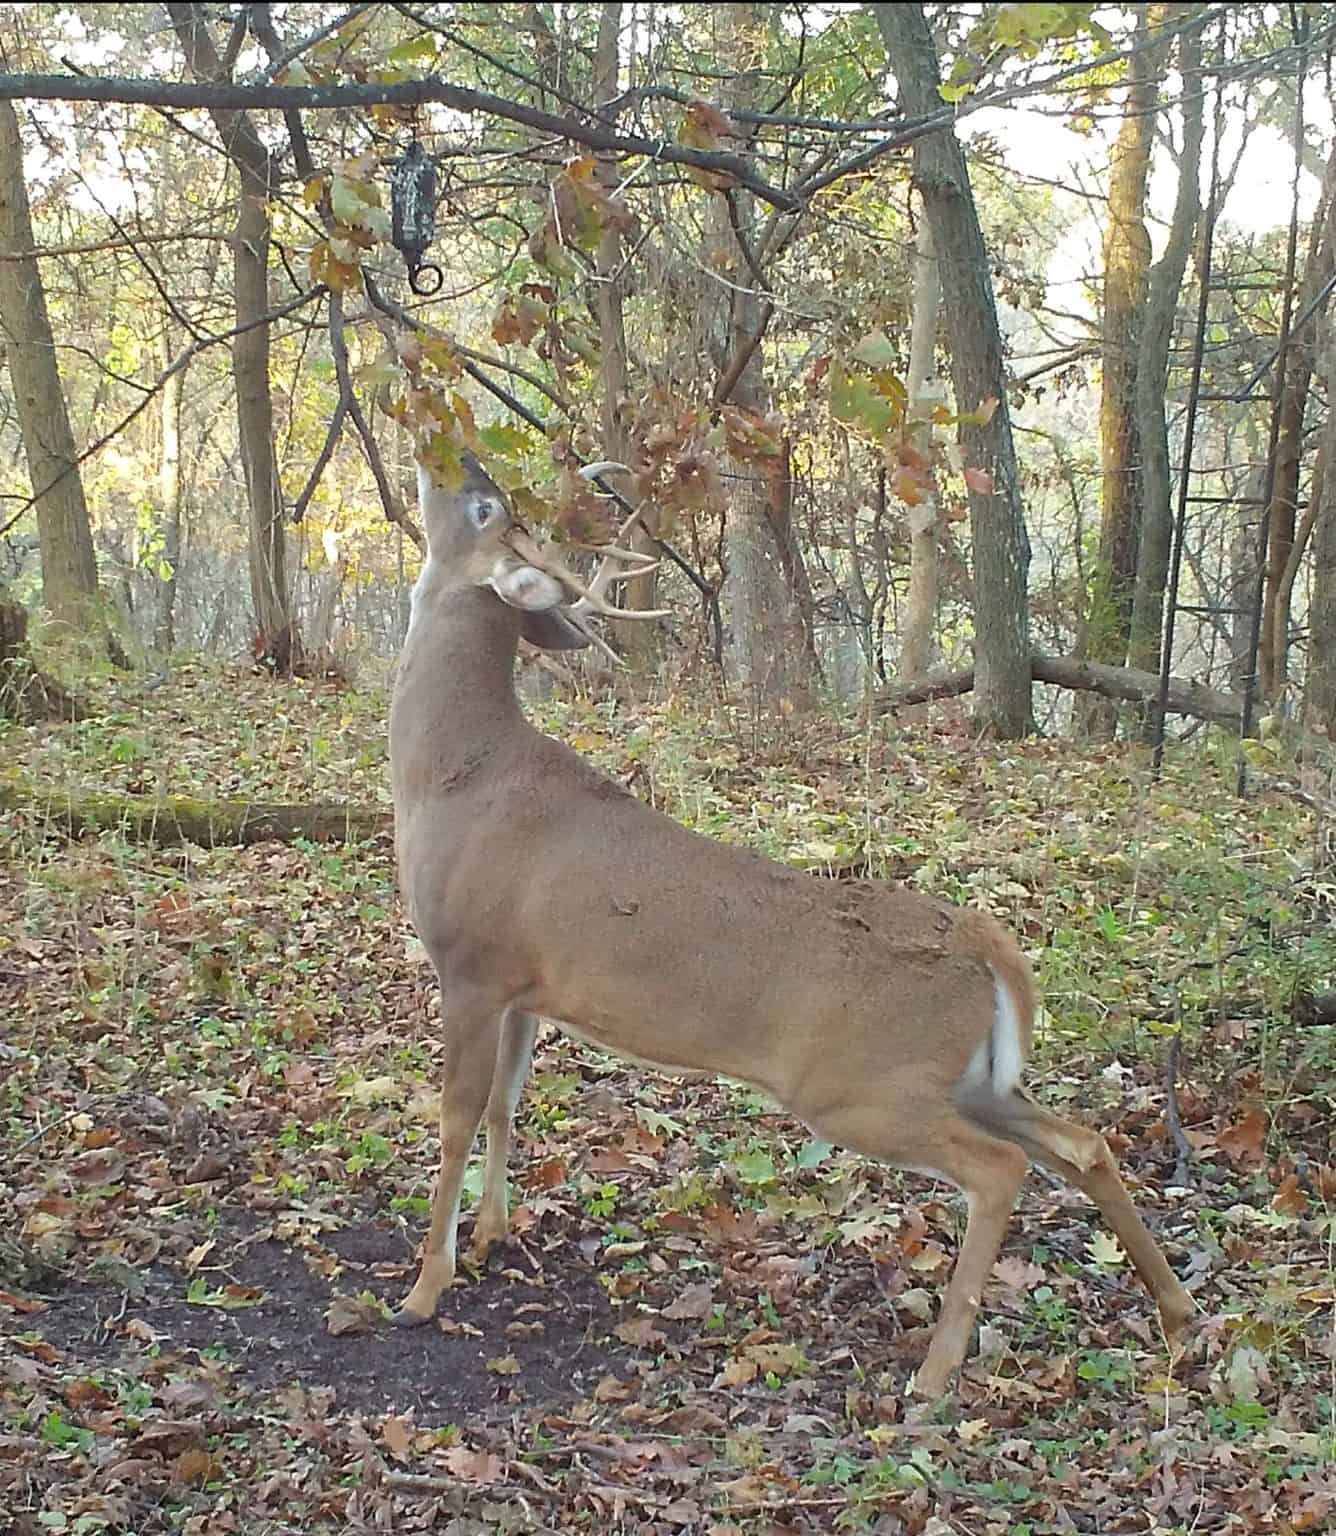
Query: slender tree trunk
1263 137 1336 698
1229 452 1268 695
1304 325 1336 736
169 2 299 674
1128 9 1203 691
155 331 184 652
1080 4 1165 737
713 2 816 710
0 99 99 632
837 432 875 677
590 1 657 661
874 3 1032 736
1305 458 1336 737
900 214 942 679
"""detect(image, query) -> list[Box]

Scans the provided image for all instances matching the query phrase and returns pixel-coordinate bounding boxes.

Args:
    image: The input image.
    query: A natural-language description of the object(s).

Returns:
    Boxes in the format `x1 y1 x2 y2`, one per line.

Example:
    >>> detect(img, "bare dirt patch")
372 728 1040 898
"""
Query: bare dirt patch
29 1214 622 1422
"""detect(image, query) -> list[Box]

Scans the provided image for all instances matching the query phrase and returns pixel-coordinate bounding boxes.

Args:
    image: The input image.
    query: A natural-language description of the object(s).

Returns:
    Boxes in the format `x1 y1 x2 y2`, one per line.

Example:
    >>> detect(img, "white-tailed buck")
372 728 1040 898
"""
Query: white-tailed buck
389 453 1193 1397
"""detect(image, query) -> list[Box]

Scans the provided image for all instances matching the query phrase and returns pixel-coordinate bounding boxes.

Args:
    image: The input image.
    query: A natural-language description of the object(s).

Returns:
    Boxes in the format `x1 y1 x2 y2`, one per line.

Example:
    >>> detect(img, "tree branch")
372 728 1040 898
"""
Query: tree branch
327 289 423 551
0 69 801 211
0 287 325 540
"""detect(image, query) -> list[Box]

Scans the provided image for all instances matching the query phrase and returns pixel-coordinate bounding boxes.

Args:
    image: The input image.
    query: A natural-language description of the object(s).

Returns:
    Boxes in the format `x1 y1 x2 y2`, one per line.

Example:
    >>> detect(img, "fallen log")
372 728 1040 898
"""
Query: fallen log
873 651 1246 729
0 778 391 847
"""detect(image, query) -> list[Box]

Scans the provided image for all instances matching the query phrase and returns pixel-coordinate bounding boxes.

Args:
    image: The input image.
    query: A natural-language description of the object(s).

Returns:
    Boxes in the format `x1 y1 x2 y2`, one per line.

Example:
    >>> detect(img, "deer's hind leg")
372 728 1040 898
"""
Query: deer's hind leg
472 1008 539 1261
397 986 506 1326
969 1090 1194 1341
803 1097 1029 1399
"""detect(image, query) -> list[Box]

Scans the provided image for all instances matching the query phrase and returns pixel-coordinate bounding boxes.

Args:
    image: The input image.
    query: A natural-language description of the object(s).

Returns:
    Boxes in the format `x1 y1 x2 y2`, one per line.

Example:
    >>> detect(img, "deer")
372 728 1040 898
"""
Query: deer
388 451 1195 1398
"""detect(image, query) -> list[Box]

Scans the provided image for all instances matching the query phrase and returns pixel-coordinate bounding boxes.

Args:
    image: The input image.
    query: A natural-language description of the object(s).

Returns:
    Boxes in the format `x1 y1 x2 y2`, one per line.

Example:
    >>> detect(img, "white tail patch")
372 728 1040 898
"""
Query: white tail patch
989 968 1025 1096
959 968 1026 1101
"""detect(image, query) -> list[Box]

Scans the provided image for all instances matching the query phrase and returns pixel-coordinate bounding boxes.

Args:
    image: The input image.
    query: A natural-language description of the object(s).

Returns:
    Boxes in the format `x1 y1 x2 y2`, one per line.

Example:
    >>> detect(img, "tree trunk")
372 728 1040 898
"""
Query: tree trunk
900 215 942 680
1263 136 1336 698
1304 343 1336 735
874 3 1032 737
1128 9 1203 690
0 593 85 722
0 777 390 847
712 2 817 710
169 2 299 674
0 100 99 632
155 332 184 652
1080 4 1166 737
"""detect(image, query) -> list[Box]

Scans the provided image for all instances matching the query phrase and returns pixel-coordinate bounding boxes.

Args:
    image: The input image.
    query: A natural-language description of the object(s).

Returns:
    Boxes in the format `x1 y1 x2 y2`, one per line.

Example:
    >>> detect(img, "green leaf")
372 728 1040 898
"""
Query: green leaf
796 1138 833 1170
386 33 439 66
636 1105 685 1138
732 1148 777 1186
830 361 894 439
850 329 896 369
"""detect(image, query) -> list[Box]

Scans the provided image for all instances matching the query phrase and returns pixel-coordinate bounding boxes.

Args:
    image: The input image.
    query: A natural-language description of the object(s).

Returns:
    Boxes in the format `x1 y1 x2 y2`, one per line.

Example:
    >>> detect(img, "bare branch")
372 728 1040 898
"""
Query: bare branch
327 290 424 551
0 69 801 211
290 388 348 524
0 287 325 540
0 227 229 261
252 3 372 84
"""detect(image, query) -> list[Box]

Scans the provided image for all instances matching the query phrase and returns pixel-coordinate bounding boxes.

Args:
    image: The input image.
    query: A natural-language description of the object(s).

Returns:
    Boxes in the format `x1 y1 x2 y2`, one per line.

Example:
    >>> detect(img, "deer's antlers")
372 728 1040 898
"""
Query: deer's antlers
504 465 668 662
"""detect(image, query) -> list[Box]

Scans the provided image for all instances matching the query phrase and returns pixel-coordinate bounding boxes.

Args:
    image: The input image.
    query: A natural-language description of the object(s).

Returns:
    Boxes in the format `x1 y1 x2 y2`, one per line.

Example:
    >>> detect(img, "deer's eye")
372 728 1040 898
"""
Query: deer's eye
471 497 500 529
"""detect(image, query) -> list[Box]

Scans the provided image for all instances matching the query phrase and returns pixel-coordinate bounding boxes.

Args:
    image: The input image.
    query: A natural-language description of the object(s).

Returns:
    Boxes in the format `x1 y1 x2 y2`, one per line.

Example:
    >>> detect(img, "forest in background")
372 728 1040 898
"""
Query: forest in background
0 1 1332 748
2 4 1336 1533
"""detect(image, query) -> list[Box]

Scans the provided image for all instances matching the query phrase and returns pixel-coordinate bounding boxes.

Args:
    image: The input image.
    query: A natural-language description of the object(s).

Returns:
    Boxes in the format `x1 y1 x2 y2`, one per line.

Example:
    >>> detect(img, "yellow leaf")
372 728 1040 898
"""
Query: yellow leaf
1088 1230 1126 1268
381 1415 413 1459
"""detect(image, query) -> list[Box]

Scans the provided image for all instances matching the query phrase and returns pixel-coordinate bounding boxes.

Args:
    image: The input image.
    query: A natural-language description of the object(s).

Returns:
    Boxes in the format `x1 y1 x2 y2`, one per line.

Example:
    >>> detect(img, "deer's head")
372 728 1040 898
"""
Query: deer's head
415 454 664 657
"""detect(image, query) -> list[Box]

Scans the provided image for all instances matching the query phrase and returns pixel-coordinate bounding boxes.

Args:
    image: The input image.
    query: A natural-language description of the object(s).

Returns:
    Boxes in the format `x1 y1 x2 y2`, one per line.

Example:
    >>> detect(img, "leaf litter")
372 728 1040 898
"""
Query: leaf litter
2 661 1334 1531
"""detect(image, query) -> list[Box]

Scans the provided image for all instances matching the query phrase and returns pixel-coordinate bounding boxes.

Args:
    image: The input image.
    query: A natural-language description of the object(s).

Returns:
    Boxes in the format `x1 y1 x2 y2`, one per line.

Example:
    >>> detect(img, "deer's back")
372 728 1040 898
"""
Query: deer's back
398 727 1032 1099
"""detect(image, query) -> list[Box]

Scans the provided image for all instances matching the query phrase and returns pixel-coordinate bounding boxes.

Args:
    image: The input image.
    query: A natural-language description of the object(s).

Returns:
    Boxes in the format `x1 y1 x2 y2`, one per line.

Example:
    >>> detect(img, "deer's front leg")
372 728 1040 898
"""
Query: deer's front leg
472 1008 539 1261
397 991 504 1326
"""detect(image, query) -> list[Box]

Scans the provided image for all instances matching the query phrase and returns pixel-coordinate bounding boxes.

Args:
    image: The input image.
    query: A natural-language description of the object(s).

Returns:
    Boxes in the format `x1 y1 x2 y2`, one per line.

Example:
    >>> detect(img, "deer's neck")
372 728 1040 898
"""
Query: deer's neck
393 577 526 781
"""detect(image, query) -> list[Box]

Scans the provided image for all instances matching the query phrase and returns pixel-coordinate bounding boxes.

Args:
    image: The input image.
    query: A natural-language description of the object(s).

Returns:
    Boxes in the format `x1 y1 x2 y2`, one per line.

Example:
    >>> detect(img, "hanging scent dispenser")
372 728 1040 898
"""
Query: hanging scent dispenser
389 140 444 297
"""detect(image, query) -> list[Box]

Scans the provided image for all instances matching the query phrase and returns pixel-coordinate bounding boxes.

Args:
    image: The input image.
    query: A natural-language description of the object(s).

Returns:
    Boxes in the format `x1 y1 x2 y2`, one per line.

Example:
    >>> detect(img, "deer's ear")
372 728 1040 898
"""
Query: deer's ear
519 609 591 651
489 558 565 611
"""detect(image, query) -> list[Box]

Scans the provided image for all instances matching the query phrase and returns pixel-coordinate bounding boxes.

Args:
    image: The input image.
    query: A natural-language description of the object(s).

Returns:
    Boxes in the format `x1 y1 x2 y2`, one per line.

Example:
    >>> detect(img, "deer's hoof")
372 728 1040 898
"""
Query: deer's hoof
393 1305 433 1329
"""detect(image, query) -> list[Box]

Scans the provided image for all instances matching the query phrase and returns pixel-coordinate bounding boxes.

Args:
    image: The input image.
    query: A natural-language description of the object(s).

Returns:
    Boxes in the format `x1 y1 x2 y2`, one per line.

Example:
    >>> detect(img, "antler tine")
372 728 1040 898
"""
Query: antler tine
505 466 670 631
506 523 668 620
568 509 668 622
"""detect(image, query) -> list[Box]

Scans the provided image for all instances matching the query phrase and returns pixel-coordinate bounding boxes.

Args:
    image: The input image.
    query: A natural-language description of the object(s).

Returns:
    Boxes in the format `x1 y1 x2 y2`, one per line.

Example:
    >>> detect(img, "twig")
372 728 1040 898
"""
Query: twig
1164 1035 1193 1188
451 340 575 418
722 1496 853 1513
381 1468 539 1498
328 290 424 551
290 386 348 523
14 1105 88 1153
